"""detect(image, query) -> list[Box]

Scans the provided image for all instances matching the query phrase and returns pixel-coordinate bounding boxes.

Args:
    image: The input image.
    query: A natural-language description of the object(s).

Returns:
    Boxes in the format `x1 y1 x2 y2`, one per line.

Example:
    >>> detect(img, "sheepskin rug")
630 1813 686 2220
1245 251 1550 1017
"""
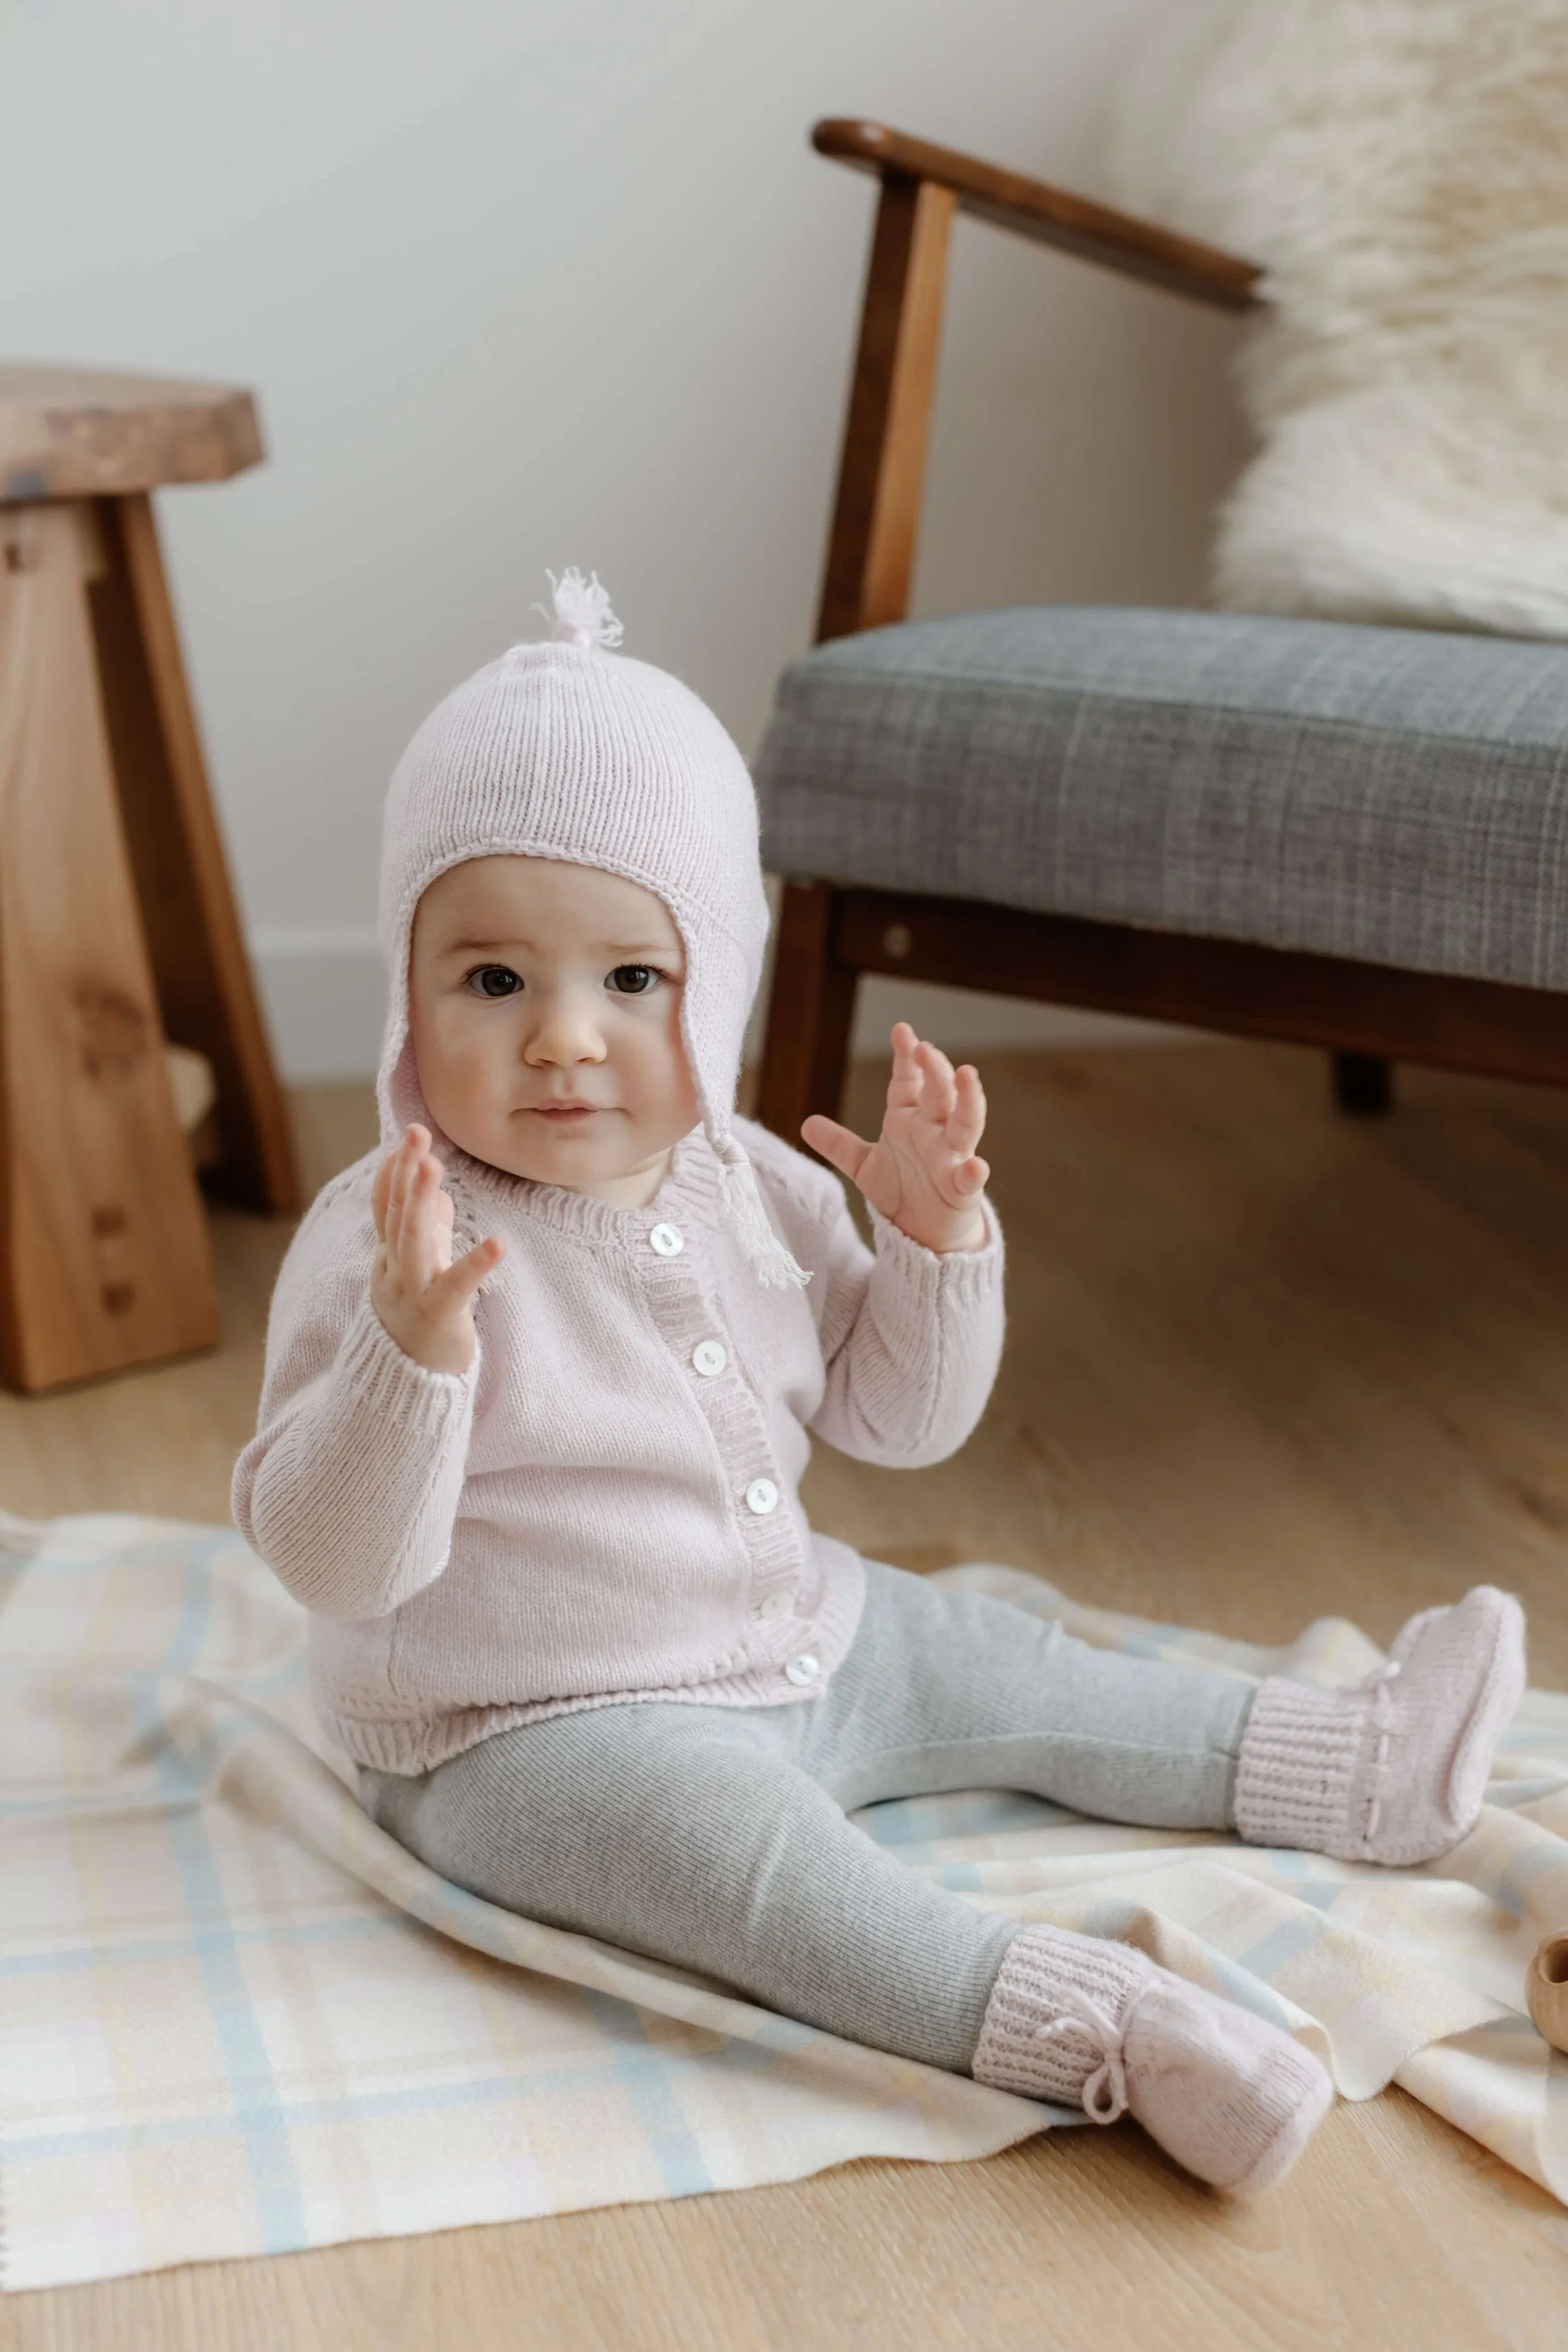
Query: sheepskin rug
1109 1 1568 638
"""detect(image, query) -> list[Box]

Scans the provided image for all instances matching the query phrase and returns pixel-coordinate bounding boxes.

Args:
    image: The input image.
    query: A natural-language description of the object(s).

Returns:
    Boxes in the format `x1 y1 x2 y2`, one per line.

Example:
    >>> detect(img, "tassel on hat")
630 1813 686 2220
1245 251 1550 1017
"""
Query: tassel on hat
543 566 624 650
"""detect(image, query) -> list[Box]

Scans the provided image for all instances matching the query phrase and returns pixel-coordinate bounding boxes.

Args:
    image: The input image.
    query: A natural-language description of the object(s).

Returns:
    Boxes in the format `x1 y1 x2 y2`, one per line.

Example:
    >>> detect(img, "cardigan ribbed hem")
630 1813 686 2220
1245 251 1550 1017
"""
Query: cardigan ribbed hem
325 1541 869 1775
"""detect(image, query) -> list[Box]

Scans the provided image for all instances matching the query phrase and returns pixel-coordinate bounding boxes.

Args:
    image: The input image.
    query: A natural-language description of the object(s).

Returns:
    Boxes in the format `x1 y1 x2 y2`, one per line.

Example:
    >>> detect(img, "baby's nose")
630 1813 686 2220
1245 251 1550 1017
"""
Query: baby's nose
524 997 607 1064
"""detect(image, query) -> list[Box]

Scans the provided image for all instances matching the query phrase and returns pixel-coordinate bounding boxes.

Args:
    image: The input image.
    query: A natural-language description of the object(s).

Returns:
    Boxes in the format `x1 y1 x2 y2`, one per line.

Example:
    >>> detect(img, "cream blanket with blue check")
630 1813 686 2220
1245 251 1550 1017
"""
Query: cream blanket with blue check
2 1508 1565 2294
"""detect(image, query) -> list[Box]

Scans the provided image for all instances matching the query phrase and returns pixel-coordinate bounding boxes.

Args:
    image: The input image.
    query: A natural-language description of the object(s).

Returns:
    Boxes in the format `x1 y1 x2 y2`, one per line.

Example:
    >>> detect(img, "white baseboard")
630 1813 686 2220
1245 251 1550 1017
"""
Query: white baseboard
250 930 1203 1086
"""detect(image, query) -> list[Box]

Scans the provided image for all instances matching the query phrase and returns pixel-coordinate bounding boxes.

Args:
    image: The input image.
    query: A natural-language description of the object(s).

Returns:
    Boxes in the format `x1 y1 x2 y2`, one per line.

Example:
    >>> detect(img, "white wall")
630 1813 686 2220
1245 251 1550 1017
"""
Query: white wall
1 0 1249 1078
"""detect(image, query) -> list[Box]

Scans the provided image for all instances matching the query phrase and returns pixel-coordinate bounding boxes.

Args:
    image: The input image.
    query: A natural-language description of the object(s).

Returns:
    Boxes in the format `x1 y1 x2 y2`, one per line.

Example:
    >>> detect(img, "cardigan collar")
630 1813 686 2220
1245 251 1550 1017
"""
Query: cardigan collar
442 1120 725 1252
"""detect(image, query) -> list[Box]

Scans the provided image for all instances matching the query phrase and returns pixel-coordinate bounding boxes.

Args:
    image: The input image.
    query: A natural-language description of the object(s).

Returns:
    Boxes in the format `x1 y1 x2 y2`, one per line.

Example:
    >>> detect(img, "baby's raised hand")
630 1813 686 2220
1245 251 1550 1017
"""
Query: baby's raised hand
369 1125 504 1375
801 1023 989 1255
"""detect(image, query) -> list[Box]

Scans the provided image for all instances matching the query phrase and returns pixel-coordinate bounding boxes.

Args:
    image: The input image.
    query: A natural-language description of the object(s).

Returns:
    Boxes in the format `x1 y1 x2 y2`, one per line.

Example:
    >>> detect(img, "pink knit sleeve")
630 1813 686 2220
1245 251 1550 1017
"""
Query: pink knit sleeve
738 1122 1005 1468
231 1164 478 1621
809 1193 1005 1467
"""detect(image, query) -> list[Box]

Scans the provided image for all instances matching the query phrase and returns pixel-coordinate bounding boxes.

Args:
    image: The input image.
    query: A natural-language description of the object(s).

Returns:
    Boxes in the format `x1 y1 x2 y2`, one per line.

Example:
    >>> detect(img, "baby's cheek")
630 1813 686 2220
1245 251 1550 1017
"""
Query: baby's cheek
421 1026 506 1135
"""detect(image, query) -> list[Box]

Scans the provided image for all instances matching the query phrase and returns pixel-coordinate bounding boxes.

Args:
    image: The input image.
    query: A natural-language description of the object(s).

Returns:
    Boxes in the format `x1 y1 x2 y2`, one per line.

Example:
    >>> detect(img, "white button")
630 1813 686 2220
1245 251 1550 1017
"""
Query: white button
692 1340 727 1378
649 1222 684 1257
744 1477 779 1516
757 1589 792 1620
784 1653 821 1687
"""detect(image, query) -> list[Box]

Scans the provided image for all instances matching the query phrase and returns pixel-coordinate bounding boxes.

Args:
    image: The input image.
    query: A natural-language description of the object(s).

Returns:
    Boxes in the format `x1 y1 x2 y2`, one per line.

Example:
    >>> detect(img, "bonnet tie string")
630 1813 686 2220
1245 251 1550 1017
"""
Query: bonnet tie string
713 1133 810 1290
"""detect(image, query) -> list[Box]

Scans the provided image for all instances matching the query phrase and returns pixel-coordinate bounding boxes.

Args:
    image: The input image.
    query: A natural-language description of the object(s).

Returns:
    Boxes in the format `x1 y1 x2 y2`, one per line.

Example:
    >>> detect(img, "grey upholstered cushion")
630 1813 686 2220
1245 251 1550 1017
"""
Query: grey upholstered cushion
755 606 1568 989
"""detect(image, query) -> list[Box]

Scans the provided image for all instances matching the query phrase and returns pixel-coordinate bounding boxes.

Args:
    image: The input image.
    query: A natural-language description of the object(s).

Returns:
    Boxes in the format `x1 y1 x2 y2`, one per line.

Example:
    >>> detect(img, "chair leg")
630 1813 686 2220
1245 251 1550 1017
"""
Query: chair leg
88 493 301 1215
1331 1051 1394 1117
756 881 859 1142
0 502 220 1391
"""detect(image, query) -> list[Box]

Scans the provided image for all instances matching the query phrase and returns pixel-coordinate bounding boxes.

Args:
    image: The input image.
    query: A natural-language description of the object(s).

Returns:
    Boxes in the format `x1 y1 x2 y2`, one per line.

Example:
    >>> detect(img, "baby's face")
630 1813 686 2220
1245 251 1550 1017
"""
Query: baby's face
408 855 700 1204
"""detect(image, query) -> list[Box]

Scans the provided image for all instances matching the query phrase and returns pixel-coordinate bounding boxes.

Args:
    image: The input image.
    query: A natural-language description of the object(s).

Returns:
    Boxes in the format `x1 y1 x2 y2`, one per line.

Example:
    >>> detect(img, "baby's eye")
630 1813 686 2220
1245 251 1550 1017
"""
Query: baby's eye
466 965 522 1000
607 964 661 996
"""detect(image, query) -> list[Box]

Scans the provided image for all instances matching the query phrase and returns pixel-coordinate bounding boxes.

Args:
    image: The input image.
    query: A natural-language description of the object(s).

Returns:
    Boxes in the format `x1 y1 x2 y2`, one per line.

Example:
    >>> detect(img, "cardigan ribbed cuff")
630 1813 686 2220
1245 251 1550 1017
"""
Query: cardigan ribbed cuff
859 1202 1004 1460
1232 1676 1367 1854
338 1301 478 1439
972 1925 1153 2103
867 1198 1004 1304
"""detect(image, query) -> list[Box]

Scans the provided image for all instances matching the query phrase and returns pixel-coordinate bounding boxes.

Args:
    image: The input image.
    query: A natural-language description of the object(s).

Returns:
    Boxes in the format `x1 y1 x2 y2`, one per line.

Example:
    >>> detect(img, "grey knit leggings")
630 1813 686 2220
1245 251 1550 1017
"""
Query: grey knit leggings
359 1563 1254 2073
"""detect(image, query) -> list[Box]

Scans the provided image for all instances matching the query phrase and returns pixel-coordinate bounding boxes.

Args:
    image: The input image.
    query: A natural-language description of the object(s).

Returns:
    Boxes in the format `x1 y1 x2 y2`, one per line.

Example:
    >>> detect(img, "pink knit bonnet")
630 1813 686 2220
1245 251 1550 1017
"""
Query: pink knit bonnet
376 570 806 1287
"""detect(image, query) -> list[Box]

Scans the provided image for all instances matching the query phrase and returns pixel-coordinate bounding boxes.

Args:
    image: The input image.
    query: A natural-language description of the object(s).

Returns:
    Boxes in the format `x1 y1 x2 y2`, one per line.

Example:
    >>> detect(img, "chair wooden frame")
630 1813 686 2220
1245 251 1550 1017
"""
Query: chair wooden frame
756 120 1563 1140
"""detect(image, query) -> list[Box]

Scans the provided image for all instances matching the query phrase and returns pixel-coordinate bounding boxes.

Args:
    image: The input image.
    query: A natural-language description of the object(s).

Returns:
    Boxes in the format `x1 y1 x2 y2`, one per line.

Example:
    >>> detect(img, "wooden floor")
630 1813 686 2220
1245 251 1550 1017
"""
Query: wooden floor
5 1042 1568 2349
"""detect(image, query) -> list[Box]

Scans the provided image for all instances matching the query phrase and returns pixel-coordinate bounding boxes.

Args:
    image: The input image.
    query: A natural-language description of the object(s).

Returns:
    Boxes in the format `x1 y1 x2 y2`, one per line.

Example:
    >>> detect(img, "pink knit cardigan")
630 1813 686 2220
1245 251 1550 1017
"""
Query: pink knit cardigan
233 1117 1005 1774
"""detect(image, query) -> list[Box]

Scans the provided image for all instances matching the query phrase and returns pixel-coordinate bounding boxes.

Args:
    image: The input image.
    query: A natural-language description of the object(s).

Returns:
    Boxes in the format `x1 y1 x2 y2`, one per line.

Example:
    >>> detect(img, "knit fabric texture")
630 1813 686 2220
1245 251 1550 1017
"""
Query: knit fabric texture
1233 1584 1526 1865
376 578 798 1284
231 1118 1005 1774
972 1922 1333 2194
1233 1675 1370 1855
972 1923 1154 2108
359 1560 1256 2073
232 576 1008 1770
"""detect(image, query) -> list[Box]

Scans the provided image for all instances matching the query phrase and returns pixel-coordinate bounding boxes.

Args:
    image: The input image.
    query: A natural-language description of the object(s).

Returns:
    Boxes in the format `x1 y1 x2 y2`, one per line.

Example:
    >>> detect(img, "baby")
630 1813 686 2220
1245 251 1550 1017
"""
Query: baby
236 572 1526 2197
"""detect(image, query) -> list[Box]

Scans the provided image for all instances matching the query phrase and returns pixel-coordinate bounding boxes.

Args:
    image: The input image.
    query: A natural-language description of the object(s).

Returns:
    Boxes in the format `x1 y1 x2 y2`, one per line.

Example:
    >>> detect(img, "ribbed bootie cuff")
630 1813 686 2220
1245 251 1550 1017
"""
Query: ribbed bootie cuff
972 1925 1154 2106
1233 1675 1367 1852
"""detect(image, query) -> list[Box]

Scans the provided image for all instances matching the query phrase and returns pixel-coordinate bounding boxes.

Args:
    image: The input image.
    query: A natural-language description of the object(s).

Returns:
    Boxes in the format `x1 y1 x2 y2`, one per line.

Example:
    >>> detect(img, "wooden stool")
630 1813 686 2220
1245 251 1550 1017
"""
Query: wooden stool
0 364 300 1392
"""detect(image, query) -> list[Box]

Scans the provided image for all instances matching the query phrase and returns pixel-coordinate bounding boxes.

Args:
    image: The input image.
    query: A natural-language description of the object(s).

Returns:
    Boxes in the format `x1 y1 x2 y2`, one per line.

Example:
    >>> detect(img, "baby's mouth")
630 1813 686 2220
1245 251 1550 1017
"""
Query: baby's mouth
525 1103 603 1122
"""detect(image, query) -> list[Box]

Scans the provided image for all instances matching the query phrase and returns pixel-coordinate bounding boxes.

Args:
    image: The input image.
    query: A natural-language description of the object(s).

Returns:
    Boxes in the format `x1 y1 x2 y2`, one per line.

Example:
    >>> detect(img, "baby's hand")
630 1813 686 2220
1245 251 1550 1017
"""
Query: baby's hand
369 1126 504 1375
802 1022 989 1255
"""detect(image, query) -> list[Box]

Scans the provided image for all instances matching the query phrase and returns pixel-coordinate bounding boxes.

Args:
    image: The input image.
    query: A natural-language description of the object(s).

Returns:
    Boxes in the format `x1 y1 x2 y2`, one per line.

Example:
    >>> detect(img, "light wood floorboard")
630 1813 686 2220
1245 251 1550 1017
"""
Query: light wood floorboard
5 1043 1568 2348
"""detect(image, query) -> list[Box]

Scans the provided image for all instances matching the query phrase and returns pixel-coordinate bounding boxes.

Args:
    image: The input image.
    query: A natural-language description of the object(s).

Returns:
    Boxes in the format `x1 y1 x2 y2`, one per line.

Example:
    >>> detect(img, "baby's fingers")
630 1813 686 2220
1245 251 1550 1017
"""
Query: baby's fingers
385 1126 432 1252
801 1113 872 1186
395 1152 454 1284
430 1235 505 1317
914 1039 957 1126
947 1064 987 1158
371 1149 396 1243
886 1022 924 1112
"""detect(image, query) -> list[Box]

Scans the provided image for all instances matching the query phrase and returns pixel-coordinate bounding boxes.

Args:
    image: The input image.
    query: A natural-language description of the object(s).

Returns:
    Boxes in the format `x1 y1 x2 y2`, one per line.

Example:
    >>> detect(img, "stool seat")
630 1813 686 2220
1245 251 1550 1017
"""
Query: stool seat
0 364 262 504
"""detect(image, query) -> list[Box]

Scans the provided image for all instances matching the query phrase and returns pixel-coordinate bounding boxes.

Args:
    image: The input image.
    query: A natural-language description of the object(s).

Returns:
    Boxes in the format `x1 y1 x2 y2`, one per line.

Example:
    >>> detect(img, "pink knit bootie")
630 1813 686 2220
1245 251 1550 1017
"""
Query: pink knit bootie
972 1926 1332 2195
1233 1585 1525 1866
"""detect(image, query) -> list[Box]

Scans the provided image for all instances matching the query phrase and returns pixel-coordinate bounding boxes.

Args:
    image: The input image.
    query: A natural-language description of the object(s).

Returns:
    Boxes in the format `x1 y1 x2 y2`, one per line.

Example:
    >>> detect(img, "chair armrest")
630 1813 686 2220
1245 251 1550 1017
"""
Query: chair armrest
814 120 1262 314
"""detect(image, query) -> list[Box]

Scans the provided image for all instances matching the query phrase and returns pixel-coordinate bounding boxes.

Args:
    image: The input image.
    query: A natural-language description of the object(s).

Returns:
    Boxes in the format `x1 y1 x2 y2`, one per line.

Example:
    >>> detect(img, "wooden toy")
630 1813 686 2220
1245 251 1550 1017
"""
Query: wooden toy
1527 1933 1568 2054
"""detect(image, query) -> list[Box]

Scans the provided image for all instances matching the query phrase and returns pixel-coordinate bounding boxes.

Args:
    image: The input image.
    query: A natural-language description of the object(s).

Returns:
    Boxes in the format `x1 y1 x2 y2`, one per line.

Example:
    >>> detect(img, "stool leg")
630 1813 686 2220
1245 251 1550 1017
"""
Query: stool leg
0 502 220 1391
88 493 300 1215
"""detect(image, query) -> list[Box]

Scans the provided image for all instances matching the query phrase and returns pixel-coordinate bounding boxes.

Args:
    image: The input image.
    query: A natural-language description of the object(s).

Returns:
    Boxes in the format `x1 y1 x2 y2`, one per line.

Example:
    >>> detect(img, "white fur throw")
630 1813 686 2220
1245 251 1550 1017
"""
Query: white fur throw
1109 1 1568 638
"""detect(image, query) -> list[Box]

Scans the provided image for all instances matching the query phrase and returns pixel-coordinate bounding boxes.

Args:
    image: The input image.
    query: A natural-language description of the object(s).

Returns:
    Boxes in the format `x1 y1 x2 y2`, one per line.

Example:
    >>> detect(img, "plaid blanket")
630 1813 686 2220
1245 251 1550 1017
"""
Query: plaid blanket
2 1508 1564 2294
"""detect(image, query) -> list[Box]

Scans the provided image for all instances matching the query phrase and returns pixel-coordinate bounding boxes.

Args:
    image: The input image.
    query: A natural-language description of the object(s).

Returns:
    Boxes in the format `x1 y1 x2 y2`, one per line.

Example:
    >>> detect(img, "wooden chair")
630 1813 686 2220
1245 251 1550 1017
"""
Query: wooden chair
756 123 1568 1142
0 365 299 1392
